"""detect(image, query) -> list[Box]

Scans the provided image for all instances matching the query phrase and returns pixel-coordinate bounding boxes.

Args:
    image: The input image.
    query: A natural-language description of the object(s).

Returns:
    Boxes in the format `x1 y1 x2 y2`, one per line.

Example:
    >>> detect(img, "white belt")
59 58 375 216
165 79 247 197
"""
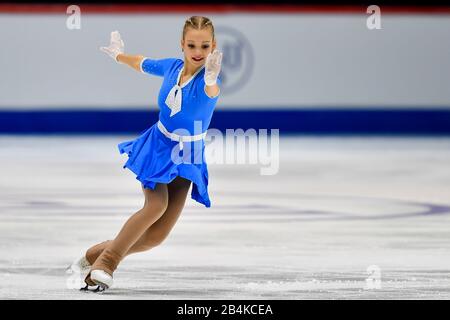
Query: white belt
156 120 206 151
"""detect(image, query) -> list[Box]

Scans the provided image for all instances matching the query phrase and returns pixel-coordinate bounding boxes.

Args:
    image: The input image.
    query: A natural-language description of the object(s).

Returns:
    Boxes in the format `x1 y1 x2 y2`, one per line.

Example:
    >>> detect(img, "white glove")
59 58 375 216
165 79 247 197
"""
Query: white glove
100 30 124 62
204 49 223 86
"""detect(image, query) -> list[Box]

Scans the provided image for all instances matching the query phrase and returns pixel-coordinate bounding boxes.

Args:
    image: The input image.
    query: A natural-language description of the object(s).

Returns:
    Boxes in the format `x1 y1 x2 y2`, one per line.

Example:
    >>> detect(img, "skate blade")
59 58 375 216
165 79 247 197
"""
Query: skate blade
91 280 110 291
80 284 106 293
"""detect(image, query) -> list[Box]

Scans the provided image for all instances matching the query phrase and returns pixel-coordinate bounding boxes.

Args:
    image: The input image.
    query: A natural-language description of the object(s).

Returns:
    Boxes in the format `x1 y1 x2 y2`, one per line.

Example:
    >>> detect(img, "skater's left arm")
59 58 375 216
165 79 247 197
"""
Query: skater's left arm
204 49 223 99
205 83 220 98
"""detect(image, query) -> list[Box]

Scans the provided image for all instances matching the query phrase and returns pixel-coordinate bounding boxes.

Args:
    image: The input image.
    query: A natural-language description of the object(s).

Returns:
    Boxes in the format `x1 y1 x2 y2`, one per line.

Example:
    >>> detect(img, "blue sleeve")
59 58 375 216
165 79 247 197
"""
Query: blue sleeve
140 57 176 77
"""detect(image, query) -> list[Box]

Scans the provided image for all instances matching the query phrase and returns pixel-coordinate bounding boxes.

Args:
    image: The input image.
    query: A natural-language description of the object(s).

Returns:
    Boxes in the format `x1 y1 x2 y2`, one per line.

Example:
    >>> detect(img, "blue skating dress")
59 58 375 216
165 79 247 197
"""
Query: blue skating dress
117 57 222 208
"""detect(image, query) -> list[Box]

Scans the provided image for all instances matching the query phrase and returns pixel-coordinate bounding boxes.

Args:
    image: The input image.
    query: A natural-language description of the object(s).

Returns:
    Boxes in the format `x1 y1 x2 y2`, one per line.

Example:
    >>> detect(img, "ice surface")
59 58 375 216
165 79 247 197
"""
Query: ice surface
0 135 449 299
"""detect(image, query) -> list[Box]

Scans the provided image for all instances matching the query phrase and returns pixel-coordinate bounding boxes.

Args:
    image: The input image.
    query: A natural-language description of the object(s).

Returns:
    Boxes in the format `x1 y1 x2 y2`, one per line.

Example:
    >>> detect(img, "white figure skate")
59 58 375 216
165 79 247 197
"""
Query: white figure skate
66 255 91 276
90 270 114 290
66 255 103 292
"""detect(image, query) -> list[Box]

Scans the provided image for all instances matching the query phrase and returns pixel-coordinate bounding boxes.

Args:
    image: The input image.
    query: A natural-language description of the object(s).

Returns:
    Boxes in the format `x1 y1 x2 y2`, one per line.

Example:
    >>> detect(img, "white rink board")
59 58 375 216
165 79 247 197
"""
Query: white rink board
1 13 450 109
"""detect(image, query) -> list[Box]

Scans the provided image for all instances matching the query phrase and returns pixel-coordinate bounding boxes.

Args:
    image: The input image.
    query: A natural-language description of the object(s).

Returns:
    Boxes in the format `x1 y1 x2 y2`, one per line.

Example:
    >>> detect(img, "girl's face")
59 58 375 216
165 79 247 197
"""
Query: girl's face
181 28 216 67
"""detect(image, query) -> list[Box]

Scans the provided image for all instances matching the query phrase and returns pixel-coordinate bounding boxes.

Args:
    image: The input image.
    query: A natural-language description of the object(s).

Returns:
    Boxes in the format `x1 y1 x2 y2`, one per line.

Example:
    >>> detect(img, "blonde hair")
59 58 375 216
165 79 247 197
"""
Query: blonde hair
182 16 215 41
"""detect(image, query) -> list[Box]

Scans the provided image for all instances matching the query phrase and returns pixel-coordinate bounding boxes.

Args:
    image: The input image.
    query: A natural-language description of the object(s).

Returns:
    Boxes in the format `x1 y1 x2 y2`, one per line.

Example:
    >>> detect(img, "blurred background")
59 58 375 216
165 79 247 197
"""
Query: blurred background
2 0 450 134
1 1 450 300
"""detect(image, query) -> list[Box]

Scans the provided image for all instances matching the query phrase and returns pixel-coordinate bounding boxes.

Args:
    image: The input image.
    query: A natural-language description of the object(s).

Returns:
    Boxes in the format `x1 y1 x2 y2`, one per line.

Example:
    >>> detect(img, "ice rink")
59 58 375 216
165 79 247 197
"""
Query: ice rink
0 134 449 299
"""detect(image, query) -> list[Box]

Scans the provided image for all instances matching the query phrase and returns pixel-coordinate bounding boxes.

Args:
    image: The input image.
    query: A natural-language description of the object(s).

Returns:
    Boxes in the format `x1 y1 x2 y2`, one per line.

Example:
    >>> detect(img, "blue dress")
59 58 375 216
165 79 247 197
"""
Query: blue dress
117 57 222 208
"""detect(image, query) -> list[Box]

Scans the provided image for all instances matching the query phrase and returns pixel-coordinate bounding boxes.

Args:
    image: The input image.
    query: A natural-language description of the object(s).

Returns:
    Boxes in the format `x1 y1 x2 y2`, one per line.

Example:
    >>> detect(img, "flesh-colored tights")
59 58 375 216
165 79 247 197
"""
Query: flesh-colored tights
84 178 191 285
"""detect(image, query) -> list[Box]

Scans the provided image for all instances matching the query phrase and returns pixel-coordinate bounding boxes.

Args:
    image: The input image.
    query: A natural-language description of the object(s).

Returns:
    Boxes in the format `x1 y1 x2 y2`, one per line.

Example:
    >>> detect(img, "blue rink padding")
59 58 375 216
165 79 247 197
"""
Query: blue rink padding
0 108 450 135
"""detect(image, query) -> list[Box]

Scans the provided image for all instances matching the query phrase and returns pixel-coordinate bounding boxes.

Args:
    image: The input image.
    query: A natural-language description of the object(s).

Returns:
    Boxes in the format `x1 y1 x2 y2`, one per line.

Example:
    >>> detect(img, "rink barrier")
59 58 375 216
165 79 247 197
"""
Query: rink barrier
1 4 450 14
0 108 449 134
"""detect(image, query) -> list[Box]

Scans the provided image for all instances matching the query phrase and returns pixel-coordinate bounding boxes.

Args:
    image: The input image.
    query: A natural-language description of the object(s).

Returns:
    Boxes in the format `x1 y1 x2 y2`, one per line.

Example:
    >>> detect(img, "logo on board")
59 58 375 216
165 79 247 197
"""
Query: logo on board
215 26 254 95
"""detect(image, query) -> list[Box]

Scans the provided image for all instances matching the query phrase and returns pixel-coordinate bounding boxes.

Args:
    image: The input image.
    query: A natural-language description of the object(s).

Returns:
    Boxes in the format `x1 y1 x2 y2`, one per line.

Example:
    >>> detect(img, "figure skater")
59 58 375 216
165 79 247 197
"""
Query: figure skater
66 16 223 292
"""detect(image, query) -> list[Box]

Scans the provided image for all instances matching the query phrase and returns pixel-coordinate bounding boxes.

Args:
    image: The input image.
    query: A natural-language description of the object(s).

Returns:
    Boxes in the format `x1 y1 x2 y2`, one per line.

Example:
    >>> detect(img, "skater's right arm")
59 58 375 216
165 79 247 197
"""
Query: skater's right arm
116 54 145 72
100 31 172 75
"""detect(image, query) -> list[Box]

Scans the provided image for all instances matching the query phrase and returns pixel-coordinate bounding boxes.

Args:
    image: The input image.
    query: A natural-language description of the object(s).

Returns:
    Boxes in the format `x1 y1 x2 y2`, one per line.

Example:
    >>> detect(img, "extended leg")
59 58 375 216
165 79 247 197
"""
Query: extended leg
85 182 168 285
85 177 191 264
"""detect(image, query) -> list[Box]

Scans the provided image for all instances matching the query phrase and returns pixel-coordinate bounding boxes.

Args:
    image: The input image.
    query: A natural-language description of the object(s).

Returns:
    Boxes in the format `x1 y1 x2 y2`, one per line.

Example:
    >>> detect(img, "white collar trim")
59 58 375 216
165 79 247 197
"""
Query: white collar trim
165 63 206 117
176 64 205 88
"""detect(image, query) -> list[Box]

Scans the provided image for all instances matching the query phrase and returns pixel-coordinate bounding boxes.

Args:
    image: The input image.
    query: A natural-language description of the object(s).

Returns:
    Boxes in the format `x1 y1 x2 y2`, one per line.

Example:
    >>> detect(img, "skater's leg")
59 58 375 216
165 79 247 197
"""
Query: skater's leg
89 182 169 277
85 240 111 265
128 176 191 252
84 183 148 264
85 176 191 263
